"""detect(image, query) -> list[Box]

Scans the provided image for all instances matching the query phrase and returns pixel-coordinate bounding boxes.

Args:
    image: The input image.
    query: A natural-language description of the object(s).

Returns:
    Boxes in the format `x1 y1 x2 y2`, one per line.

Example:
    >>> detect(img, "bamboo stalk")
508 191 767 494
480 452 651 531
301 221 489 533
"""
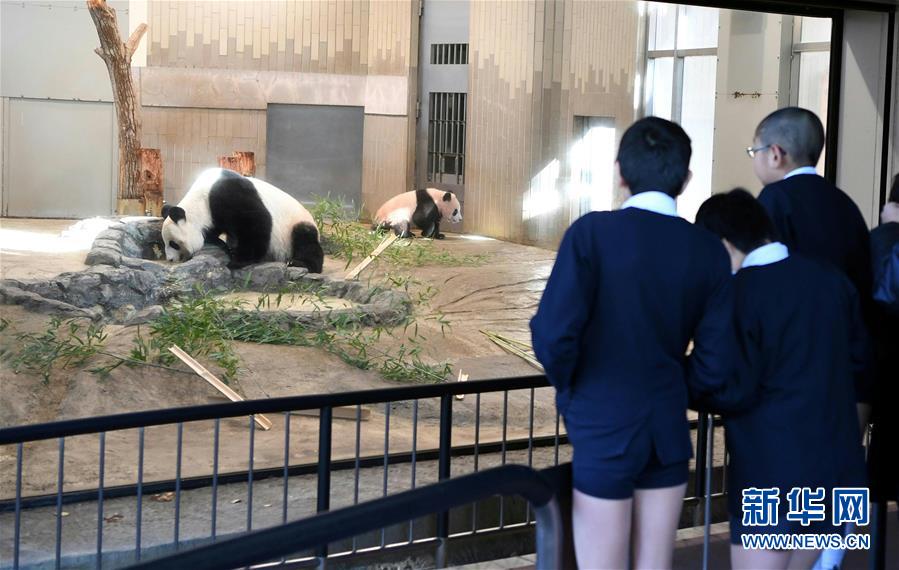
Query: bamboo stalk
168 345 273 430
480 330 543 371
345 233 398 280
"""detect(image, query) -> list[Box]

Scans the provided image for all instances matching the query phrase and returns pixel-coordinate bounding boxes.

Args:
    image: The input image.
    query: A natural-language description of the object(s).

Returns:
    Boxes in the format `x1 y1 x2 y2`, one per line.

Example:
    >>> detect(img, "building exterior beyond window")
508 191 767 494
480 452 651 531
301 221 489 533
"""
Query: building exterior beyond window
427 92 466 185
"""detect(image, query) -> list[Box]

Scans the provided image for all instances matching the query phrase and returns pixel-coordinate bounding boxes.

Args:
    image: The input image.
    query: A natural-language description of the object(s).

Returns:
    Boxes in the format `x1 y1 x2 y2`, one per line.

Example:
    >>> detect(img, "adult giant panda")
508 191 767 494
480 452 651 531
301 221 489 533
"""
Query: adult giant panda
161 168 324 273
372 188 463 239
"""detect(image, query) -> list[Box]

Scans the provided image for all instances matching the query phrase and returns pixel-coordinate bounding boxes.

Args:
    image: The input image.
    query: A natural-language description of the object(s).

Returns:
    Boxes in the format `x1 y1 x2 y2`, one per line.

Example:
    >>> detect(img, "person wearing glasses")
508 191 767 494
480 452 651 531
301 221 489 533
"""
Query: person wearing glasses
531 117 734 569
749 107 875 570
747 107 874 402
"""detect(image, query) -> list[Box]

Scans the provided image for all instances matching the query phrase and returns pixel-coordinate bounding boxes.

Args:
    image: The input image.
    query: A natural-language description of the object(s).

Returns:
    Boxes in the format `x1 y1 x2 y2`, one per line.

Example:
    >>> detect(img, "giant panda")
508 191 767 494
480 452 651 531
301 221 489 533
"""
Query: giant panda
161 168 324 273
372 188 463 239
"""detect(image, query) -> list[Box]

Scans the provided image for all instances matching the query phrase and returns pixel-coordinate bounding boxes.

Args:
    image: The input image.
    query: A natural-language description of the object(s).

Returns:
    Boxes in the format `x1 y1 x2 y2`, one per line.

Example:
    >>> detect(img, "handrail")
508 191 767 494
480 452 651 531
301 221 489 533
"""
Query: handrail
127 464 563 570
0 374 548 444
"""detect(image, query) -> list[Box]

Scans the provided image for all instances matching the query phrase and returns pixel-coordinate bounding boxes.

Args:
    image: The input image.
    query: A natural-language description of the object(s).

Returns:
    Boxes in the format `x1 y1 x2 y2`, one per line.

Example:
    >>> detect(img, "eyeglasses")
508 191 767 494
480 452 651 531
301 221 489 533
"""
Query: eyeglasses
746 144 771 158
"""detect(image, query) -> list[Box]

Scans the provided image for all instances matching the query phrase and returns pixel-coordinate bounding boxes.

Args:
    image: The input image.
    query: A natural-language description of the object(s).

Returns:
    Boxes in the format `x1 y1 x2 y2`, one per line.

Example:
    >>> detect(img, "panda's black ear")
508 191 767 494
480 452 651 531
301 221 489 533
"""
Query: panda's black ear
442 192 453 202
164 206 186 223
161 204 172 219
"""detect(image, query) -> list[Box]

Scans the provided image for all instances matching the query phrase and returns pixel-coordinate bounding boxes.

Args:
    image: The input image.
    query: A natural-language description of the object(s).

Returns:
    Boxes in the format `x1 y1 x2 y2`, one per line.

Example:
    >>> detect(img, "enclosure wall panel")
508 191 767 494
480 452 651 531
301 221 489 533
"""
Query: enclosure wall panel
362 115 410 219
141 107 267 204
5 99 115 218
466 1 639 247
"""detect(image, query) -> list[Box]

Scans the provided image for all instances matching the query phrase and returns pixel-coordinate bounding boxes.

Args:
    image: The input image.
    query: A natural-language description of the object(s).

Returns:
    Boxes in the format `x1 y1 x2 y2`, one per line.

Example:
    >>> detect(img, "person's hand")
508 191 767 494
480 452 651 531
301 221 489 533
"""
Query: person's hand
882 202 899 224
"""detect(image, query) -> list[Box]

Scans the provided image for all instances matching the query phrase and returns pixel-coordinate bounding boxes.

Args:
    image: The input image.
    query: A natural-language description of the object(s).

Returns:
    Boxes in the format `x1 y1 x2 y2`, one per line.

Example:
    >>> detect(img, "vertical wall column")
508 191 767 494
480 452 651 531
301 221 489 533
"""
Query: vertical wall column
837 10 892 225
710 10 787 197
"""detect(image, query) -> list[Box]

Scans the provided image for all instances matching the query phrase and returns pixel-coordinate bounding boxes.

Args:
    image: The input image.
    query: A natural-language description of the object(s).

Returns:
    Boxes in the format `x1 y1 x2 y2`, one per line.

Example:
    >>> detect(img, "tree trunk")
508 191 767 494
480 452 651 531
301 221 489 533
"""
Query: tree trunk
86 0 147 215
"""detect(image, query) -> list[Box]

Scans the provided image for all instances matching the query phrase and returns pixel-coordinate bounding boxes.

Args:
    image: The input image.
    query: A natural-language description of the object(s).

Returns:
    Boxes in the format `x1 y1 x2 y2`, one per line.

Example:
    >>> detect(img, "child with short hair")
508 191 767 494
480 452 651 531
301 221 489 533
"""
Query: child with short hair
750 107 873 341
694 189 868 570
531 117 735 569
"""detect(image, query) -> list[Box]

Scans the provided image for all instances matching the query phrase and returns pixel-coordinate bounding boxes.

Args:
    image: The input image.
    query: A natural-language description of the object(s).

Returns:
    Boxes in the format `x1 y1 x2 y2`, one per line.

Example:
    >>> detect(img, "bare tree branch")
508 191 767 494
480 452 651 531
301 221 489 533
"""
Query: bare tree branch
125 23 148 60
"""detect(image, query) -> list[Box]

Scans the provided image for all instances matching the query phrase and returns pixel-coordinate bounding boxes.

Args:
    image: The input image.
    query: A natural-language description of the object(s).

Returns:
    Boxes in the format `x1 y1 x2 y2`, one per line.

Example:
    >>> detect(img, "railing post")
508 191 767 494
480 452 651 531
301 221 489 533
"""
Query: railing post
435 394 453 568
533 497 564 570
316 406 333 568
702 414 714 570
694 413 709 527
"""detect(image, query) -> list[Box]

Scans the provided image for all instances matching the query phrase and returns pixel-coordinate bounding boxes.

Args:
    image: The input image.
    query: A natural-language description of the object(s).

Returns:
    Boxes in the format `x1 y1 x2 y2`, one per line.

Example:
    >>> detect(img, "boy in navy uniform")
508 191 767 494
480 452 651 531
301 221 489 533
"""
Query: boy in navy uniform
694 189 868 570
750 107 872 318
868 178 899 535
531 117 734 569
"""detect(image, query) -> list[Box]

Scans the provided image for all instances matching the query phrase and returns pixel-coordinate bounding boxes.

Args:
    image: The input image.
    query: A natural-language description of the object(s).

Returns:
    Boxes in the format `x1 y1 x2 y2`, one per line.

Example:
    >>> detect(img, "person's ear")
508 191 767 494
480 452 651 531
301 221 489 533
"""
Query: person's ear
615 161 632 198
770 144 787 166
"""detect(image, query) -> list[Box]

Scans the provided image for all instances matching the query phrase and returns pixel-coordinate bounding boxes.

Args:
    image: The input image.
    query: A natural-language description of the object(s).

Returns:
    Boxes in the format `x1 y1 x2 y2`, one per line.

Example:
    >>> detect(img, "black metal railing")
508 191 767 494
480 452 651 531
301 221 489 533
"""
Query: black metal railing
0 376 569 569
0 374 725 570
127 464 562 570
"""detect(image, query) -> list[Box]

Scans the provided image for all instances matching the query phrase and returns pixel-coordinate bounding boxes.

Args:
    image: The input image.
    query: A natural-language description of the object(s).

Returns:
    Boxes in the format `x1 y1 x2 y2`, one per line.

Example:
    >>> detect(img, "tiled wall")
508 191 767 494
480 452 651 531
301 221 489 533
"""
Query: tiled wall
146 0 412 75
140 1 416 211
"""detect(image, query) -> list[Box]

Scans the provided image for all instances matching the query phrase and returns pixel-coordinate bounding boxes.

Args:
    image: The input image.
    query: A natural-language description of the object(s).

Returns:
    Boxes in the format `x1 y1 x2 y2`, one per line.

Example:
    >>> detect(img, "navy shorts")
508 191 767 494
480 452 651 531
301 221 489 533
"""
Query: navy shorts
570 427 689 500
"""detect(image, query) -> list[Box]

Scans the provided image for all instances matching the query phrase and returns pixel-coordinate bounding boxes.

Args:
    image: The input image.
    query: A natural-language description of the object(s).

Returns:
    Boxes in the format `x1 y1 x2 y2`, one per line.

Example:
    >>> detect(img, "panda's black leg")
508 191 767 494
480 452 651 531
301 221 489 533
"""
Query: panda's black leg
433 221 445 240
395 222 413 239
420 222 436 239
227 230 267 270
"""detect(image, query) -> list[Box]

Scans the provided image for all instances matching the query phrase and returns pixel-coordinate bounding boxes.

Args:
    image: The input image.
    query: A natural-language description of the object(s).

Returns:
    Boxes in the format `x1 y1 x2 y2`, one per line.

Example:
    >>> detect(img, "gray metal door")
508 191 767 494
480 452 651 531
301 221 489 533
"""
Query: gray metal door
265 103 364 208
5 98 115 218
416 0 469 201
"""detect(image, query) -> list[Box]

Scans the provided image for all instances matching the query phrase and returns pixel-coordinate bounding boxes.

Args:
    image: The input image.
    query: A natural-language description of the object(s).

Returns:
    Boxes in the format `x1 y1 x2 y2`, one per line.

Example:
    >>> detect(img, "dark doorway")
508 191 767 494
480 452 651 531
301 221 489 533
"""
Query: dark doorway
265 103 364 208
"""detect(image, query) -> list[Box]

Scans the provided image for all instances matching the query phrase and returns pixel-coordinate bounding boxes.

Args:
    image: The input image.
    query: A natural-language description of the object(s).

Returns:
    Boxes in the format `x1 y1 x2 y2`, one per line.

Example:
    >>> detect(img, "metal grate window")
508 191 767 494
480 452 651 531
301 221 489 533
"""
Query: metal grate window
427 93 466 185
430 43 468 65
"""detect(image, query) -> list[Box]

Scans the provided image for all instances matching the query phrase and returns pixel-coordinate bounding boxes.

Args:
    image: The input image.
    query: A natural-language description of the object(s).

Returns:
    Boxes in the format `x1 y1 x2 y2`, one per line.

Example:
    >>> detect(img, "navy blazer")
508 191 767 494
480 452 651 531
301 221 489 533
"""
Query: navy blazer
759 174 875 401
868 221 899 501
701 255 868 517
758 174 872 310
871 222 899 312
530 208 734 465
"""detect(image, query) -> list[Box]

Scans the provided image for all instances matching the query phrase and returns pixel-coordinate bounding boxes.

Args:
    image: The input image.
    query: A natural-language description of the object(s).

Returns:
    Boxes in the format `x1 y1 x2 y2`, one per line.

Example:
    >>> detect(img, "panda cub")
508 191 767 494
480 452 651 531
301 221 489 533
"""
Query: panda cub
162 168 324 273
372 188 462 239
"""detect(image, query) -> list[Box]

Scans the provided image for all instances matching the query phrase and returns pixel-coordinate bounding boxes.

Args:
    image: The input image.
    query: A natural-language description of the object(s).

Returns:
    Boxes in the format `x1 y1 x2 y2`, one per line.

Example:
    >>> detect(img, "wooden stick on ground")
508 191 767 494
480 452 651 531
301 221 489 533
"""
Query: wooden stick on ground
454 369 470 401
168 345 273 431
345 233 399 280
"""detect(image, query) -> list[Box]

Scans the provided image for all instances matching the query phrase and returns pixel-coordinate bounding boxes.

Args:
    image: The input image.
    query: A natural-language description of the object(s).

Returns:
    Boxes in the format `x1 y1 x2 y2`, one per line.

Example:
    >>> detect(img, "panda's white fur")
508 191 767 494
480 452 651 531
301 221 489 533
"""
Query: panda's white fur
373 188 462 238
162 168 323 272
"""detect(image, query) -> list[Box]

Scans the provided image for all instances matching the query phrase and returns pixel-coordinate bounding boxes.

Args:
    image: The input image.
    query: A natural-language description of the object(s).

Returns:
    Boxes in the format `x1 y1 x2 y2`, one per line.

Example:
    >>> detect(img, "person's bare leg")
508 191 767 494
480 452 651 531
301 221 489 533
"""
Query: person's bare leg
572 487 632 569
632 483 687 569
787 548 822 569
731 545 791 569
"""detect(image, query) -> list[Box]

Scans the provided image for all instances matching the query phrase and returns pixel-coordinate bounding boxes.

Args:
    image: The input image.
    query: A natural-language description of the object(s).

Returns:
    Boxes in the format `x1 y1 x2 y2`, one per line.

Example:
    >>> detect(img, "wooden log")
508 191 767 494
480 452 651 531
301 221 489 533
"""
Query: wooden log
218 151 256 177
168 345 273 431
235 151 256 176
139 148 163 216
